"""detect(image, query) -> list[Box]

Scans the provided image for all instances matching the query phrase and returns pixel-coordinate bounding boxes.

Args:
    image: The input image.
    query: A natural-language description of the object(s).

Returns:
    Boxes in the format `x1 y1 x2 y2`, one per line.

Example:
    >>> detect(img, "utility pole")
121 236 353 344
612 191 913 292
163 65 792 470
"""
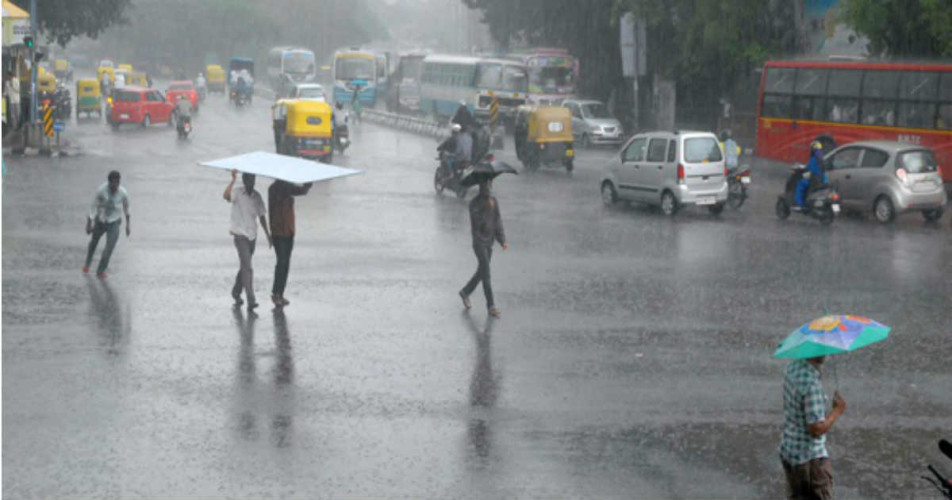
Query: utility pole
29 0 37 125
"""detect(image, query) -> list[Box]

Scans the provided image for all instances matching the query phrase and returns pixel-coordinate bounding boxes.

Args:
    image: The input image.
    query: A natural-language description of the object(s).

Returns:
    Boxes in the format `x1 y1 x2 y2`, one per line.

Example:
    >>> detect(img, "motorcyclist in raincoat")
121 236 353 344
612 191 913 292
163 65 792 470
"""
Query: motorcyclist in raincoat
795 140 827 207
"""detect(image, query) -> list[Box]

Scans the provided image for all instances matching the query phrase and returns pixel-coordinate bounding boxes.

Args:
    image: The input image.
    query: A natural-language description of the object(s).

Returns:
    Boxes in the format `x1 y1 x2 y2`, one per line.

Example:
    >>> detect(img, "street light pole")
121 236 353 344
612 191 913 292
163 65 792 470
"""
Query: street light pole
29 0 37 125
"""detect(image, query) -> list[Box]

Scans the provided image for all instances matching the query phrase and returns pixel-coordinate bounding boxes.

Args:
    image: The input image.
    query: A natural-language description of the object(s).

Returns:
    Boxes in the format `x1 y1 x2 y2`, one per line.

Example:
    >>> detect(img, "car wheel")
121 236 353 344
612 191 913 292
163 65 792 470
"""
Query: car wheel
601 181 618 206
775 198 790 220
581 133 591 148
873 195 895 223
922 208 943 222
660 190 678 216
142 114 151 128
708 203 725 216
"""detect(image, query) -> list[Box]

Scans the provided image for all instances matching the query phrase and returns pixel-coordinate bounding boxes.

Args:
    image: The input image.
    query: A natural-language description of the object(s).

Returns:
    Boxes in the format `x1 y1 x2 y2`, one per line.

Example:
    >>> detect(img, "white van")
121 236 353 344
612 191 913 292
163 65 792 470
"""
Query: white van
600 131 729 215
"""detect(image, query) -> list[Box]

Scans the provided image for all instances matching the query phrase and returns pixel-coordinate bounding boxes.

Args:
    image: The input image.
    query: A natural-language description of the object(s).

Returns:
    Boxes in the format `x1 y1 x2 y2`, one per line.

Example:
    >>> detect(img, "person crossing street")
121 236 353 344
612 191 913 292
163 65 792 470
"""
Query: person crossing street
224 169 271 313
84 171 130 278
460 180 508 318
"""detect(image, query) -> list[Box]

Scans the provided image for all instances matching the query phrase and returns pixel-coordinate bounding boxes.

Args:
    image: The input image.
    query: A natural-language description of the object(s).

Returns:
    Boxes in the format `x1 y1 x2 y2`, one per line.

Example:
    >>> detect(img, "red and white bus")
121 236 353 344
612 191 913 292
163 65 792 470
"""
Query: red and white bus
755 60 952 182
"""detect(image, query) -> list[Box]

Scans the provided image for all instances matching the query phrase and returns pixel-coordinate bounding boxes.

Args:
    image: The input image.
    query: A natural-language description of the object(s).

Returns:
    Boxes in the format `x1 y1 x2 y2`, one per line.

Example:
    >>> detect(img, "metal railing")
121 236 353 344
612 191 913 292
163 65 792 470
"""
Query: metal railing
362 109 450 140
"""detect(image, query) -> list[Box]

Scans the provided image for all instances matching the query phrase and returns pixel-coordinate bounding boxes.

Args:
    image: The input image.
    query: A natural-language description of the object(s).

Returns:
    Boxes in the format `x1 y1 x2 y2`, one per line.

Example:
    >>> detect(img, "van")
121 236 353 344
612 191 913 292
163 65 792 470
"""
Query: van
600 131 729 215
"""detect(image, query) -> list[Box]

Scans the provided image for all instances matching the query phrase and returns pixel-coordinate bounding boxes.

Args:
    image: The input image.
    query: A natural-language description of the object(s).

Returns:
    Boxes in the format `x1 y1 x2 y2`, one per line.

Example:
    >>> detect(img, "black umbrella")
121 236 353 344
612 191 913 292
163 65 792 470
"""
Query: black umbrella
460 160 519 187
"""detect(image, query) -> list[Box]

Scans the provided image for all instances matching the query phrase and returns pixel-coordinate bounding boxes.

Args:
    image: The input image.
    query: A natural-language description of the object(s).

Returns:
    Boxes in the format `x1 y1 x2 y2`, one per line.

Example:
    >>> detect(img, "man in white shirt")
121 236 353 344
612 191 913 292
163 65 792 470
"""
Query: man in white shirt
223 169 271 312
5 71 20 130
84 170 130 278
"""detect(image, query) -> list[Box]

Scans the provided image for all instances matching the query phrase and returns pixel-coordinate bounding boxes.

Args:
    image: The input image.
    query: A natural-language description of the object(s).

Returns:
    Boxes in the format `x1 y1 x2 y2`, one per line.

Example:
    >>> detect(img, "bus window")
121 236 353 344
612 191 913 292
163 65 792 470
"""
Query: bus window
939 73 952 102
937 104 952 130
761 95 792 118
863 101 896 126
899 72 938 101
897 102 934 129
795 68 828 95
827 69 862 97
862 70 900 99
765 67 794 94
502 66 528 92
477 64 501 89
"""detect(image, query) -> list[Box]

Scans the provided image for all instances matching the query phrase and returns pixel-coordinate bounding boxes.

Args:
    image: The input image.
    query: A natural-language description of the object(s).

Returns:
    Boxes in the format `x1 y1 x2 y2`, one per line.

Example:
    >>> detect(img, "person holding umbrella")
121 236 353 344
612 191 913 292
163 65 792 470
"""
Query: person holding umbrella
457 162 517 318
774 314 890 500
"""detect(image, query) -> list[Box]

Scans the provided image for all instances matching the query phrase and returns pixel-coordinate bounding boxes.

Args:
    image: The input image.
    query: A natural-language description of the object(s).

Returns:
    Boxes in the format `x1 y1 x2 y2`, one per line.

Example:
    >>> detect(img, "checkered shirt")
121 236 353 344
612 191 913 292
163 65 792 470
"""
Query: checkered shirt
779 360 829 465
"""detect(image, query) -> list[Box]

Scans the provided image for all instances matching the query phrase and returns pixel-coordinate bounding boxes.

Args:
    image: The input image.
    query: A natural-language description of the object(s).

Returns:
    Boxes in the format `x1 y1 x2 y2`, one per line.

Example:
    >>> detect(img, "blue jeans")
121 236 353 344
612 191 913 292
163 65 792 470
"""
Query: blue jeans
795 179 811 206
85 220 121 274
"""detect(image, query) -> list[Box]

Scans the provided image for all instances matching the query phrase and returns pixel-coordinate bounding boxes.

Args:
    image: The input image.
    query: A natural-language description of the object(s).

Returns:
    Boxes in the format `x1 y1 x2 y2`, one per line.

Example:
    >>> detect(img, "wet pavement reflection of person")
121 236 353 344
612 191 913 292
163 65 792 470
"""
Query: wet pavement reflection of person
86 276 129 358
231 307 295 448
464 313 498 465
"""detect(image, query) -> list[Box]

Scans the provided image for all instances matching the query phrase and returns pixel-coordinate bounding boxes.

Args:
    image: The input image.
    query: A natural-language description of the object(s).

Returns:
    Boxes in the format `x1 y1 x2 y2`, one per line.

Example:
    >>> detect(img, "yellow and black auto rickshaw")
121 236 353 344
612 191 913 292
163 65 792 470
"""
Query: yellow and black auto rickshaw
54 59 72 82
206 64 225 93
514 105 575 172
36 71 57 96
273 99 335 163
76 79 102 117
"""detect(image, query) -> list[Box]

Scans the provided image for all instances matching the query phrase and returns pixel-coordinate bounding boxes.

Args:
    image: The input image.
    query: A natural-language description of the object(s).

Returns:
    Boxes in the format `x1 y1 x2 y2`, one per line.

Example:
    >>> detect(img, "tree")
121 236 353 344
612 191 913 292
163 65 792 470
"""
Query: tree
841 0 952 57
11 0 132 47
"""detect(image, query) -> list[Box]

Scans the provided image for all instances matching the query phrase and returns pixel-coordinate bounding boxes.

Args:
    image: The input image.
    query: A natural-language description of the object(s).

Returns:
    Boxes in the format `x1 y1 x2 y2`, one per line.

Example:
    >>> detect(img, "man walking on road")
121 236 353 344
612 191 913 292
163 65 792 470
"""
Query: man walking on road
460 180 508 318
224 170 271 313
779 356 846 500
268 179 312 308
84 170 130 278
5 70 20 131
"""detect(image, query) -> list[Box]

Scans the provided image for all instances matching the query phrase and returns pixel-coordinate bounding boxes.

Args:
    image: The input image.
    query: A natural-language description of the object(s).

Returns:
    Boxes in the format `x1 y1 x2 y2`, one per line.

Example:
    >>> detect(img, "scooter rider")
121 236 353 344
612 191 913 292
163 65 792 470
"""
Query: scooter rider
174 94 192 126
796 140 827 207
438 124 462 173
452 100 478 133
195 72 207 98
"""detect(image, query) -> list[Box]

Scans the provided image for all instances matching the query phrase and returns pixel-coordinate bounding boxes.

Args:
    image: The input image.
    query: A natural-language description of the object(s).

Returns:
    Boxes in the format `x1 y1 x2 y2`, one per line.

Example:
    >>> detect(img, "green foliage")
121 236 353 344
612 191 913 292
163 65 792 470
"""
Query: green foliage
11 0 132 47
841 0 952 57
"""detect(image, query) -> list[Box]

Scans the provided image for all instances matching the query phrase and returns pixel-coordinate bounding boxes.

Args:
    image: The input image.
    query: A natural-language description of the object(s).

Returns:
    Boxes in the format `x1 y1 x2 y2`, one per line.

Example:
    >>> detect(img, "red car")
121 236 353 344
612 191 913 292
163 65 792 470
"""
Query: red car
109 87 174 129
165 80 199 111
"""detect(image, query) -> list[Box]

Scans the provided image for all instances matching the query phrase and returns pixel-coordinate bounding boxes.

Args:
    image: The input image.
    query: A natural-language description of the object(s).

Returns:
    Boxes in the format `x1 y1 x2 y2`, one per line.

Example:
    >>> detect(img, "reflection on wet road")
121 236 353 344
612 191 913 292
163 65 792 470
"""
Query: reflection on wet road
3 82 951 499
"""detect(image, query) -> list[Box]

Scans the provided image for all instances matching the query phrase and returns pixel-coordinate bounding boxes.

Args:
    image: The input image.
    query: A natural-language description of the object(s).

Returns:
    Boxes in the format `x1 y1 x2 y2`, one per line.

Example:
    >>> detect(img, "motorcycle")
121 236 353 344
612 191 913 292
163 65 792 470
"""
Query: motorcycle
334 123 350 154
434 152 469 199
175 113 192 139
775 164 840 225
52 85 72 120
727 164 751 209
197 86 207 103
922 439 952 499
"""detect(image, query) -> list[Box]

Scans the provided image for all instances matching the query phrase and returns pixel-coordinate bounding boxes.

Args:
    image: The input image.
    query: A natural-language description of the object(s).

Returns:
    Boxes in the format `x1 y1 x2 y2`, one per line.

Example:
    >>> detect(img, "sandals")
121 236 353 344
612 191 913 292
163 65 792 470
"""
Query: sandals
459 290 472 310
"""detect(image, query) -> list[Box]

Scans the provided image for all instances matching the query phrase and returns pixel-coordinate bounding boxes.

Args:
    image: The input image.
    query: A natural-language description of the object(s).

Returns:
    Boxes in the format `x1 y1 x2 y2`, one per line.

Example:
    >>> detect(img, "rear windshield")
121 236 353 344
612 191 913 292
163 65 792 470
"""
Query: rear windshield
898 150 938 173
115 91 141 102
169 83 192 91
683 137 723 163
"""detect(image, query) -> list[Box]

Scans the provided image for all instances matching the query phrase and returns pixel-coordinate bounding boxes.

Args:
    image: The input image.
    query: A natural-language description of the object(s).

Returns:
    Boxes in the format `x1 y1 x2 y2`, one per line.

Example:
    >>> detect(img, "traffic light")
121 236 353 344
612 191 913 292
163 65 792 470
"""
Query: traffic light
23 35 33 48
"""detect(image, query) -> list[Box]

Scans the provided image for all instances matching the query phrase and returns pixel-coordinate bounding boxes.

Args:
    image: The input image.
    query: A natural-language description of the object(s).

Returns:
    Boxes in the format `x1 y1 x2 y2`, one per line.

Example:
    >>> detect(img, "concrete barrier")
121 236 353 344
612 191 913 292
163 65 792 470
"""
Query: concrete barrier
363 109 450 141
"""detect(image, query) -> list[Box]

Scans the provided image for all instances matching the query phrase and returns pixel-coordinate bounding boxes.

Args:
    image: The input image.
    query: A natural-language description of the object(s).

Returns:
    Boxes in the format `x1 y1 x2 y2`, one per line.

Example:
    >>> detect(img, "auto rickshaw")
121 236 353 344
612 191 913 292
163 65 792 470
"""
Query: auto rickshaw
37 72 57 96
127 71 148 87
273 99 335 163
76 79 102 117
206 64 225 93
118 63 133 72
514 105 575 172
228 57 254 105
54 59 72 82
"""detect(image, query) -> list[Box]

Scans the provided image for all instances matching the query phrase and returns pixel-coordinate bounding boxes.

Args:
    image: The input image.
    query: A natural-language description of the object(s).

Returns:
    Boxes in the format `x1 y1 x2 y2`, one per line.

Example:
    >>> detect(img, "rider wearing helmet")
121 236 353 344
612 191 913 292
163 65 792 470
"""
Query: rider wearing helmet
438 124 463 173
796 140 827 206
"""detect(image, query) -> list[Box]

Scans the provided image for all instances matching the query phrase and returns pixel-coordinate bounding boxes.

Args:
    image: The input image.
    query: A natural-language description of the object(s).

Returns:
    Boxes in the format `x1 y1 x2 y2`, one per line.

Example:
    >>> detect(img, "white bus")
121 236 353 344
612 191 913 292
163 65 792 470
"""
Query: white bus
419 54 529 123
267 47 317 98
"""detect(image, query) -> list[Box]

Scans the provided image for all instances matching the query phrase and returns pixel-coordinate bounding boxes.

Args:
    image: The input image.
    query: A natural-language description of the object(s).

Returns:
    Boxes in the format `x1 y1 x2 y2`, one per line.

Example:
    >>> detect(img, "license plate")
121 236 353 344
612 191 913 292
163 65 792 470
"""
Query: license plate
120 113 129 119
741 177 751 184
832 204 841 213
696 196 716 206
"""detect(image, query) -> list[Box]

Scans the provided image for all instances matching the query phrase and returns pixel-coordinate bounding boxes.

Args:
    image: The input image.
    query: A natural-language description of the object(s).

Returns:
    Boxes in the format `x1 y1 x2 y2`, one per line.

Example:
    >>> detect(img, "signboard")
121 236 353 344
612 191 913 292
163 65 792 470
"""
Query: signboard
53 120 65 133
619 12 647 78
3 18 29 46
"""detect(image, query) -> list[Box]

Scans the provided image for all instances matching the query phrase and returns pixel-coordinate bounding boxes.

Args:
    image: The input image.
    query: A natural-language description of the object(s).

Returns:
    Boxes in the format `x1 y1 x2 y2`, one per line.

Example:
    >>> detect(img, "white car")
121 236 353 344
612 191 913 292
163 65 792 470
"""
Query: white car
601 130 729 216
287 83 326 102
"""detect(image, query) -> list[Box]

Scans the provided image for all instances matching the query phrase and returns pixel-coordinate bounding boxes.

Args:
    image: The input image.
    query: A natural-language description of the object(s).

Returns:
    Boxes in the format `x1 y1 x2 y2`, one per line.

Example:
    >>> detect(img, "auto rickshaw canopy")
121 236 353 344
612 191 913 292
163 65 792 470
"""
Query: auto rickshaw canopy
127 71 148 87
520 105 573 143
76 79 101 98
54 59 69 71
37 72 56 92
206 64 225 82
97 66 115 82
279 99 333 138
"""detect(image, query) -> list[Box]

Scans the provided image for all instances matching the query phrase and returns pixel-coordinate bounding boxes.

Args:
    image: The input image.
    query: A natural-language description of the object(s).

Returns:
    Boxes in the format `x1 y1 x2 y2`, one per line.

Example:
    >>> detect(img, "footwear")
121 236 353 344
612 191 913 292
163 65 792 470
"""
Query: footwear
459 290 472 310
96 272 107 279
271 294 284 308
232 294 244 307
281 296 290 306
247 302 259 312
82 266 89 274
488 307 500 318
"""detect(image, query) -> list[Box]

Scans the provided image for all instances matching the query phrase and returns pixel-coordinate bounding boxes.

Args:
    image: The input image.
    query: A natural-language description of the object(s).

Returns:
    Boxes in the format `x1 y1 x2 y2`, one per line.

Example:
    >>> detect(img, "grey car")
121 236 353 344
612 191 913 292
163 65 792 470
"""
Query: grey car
824 141 947 223
563 99 624 147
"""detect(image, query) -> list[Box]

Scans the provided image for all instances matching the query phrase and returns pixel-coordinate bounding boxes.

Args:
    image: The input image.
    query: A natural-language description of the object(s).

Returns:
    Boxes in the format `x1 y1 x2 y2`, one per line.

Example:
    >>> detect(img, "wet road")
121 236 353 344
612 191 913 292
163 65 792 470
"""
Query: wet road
3 85 952 499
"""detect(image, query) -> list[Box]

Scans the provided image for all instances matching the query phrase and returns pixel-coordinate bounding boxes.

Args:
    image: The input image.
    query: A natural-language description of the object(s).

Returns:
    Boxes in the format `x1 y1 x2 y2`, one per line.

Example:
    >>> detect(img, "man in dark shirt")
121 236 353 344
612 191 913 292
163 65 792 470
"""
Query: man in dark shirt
460 180 508 318
268 180 313 307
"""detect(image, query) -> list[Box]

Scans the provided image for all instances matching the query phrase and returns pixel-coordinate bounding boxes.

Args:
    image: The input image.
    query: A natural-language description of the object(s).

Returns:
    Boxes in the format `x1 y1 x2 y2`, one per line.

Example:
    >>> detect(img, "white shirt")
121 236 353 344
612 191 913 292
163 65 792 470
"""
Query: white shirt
6 78 20 104
89 183 129 224
229 188 266 240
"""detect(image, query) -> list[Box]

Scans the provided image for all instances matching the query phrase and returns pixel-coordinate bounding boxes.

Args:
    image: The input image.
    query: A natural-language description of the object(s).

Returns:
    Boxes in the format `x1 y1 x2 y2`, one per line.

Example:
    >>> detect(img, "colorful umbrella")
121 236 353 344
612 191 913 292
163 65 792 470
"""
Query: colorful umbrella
773 315 890 359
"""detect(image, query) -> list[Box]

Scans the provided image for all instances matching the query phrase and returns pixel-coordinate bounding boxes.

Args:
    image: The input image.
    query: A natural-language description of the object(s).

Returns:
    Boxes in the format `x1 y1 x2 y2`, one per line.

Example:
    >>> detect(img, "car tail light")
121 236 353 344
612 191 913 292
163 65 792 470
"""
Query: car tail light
723 166 729 177
831 193 840 201
938 166 943 178
487 154 494 162
677 163 685 184
896 168 908 181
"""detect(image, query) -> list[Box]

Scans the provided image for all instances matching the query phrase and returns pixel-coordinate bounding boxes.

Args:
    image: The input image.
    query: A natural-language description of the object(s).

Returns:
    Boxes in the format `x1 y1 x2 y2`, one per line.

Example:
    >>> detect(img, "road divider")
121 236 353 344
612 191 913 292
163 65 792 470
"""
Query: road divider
362 109 450 141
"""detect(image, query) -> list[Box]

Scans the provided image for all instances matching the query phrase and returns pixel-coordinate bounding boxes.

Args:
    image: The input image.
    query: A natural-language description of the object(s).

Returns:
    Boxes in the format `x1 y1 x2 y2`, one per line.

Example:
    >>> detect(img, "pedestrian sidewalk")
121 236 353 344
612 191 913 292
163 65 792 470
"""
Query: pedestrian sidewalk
2 127 83 158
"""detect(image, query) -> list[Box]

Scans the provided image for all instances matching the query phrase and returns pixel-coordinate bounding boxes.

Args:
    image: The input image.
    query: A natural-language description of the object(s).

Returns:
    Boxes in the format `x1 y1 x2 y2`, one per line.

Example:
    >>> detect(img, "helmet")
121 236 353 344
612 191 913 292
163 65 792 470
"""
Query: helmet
810 140 823 152
459 100 467 107
451 123 462 133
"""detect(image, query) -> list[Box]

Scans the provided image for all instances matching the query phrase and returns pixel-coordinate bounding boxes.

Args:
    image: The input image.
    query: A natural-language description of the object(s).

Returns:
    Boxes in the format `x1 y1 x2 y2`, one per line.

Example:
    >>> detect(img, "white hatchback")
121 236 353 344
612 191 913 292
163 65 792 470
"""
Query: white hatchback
601 131 729 215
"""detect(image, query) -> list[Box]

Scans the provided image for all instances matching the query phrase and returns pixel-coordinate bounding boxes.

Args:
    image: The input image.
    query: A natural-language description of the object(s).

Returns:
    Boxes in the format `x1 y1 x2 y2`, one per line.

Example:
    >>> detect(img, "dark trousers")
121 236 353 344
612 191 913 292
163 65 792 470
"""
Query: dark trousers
85 220 121 274
462 245 494 309
232 236 257 304
782 457 834 500
272 235 294 296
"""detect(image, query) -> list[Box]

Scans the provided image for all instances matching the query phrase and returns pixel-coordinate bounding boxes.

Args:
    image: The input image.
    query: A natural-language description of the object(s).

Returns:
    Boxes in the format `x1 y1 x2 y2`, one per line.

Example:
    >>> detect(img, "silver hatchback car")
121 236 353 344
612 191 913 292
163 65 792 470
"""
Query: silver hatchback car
601 131 729 215
824 141 947 223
